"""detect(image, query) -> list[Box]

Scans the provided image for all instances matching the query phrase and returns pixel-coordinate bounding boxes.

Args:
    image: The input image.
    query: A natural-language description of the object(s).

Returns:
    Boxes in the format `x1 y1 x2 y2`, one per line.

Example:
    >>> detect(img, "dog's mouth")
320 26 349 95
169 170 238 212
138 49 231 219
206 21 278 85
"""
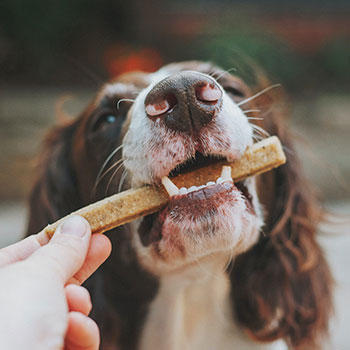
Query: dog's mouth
168 151 225 178
138 151 255 247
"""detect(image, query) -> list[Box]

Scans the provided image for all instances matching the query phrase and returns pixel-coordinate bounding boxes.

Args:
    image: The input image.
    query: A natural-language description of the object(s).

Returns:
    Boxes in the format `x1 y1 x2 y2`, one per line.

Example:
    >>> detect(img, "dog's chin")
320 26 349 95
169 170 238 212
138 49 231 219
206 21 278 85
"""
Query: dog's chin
133 179 262 275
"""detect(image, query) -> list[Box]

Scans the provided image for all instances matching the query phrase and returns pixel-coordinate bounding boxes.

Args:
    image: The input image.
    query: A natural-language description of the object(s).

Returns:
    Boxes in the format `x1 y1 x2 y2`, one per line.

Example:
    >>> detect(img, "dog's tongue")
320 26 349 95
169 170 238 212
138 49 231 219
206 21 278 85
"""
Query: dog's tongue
161 166 232 197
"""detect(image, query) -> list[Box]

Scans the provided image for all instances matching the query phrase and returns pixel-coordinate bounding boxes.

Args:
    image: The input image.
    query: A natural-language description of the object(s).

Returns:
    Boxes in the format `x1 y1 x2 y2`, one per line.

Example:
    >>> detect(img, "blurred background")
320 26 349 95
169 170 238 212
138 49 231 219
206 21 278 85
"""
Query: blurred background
0 0 349 348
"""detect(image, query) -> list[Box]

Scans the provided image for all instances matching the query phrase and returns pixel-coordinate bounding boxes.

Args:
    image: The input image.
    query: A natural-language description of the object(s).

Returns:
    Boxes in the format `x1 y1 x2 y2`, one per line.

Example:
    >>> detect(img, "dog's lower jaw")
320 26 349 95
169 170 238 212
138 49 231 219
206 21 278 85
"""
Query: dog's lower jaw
138 254 288 350
133 178 263 275
133 212 261 275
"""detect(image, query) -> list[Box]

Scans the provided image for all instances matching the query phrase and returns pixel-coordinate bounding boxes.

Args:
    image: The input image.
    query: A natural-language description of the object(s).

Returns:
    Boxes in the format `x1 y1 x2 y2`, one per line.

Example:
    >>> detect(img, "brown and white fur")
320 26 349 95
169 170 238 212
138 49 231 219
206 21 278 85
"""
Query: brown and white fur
26 61 333 350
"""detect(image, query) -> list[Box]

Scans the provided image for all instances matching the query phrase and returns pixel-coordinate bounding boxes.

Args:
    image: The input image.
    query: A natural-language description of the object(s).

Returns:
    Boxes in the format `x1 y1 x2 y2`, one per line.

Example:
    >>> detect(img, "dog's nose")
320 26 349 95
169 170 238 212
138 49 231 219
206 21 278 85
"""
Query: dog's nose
144 72 223 133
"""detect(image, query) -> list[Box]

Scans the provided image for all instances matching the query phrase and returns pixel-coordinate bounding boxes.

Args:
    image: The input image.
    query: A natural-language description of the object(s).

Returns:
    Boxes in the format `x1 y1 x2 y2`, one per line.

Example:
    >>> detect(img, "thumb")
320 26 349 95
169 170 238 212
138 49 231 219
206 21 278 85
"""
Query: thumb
27 216 92 284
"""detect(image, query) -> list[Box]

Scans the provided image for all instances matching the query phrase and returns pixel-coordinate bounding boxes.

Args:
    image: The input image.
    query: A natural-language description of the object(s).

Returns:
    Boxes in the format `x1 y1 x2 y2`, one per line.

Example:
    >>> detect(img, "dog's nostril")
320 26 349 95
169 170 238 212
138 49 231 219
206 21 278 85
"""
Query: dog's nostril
196 83 222 103
145 93 177 117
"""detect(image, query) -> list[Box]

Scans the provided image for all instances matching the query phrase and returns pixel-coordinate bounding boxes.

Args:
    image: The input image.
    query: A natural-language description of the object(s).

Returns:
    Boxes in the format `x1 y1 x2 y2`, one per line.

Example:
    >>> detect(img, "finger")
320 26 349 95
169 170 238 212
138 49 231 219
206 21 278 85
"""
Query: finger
27 216 91 283
65 312 100 350
65 284 92 316
68 233 111 285
0 233 46 268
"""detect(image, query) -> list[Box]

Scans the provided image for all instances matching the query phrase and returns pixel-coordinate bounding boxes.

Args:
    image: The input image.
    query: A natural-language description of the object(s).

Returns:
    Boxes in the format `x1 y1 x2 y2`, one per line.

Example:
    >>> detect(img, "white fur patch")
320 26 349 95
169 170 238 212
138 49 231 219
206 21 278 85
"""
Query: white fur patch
139 259 287 350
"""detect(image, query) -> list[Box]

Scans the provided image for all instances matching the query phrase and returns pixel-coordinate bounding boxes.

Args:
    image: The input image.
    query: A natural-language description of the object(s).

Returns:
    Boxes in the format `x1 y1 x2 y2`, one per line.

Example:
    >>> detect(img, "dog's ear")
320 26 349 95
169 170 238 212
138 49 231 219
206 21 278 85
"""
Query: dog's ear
229 89 333 349
26 120 81 234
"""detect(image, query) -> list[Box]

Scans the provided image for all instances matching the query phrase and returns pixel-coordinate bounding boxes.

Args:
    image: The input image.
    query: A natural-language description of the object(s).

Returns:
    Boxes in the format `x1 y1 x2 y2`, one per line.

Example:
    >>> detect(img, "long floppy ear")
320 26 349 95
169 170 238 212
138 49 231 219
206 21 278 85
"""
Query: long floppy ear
26 120 81 234
229 88 333 349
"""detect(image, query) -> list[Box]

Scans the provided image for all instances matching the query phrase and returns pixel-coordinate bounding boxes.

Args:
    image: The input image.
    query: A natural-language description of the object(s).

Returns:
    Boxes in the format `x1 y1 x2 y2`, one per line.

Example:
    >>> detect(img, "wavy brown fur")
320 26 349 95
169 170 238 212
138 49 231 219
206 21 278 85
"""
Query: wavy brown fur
229 82 333 349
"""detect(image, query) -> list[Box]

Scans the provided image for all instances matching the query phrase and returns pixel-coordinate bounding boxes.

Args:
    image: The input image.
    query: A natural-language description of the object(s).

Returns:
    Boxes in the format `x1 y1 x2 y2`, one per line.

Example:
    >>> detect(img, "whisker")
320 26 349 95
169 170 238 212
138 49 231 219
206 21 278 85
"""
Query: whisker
118 168 129 193
252 129 266 141
237 84 281 107
117 99 135 111
214 67 237 81
117 98 135 110
256 103 278 120
251 130 269 140
251 124 270 137
252 134 264 142
223 249 235 273
94 158 124 190
208 68 218 77
247 117 264 121
96 144 124 184
243 109 261 114
208 67 225 79
105 161 125 196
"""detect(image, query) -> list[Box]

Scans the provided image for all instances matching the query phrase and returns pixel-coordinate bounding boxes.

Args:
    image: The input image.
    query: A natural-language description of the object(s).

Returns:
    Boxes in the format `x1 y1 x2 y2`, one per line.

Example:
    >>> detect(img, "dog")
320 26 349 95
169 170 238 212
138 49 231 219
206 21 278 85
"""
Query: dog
26 61 332 350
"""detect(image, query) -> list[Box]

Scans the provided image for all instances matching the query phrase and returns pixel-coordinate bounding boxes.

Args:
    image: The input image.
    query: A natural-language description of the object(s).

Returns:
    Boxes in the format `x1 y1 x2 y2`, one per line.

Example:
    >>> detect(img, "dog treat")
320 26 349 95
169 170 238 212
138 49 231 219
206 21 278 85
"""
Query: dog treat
44 136 286 237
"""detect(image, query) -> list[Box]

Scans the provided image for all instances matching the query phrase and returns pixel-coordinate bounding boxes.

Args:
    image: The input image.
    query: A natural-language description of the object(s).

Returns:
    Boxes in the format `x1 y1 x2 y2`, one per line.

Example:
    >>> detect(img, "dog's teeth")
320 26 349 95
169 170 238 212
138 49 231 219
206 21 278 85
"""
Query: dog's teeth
221 166 232 180
161 176 179 197
188 186 198 193
179 187 188 195
216 177 224 184
206 181 215 186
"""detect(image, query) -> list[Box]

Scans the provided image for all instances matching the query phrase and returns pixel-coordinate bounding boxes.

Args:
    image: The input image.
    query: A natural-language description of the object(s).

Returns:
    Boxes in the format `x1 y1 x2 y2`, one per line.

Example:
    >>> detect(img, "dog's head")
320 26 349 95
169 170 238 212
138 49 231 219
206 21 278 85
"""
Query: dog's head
27 61 332 349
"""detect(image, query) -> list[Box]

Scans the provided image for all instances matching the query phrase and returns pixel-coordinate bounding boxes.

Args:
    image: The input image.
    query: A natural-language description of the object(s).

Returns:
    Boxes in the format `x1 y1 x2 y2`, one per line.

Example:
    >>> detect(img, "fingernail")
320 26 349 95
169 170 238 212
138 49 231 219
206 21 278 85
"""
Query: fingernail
58 216 89 237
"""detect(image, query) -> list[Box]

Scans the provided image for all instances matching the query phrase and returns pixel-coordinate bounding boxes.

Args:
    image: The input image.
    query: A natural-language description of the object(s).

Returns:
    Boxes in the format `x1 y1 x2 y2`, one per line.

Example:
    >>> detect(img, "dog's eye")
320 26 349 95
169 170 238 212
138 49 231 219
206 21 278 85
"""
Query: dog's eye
92 113 117 132
104 114 117 124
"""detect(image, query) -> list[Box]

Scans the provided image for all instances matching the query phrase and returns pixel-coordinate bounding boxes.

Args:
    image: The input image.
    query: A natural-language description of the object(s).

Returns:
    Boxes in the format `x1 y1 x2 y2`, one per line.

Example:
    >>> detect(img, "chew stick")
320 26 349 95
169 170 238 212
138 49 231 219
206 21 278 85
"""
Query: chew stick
43 136 286 237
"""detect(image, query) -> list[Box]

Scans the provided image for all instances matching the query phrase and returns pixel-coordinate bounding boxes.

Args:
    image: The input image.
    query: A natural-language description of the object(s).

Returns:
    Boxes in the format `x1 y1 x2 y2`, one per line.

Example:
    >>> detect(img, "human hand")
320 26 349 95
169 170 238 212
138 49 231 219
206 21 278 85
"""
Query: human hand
0 215 111 350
